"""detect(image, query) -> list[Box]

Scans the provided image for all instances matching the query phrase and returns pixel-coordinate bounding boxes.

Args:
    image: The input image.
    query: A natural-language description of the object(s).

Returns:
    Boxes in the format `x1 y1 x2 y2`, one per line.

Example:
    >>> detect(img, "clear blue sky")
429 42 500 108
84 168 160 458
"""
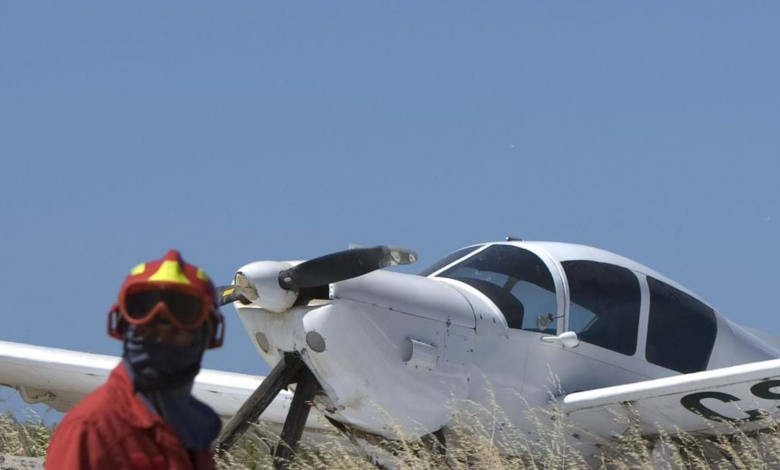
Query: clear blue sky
1 2 779 420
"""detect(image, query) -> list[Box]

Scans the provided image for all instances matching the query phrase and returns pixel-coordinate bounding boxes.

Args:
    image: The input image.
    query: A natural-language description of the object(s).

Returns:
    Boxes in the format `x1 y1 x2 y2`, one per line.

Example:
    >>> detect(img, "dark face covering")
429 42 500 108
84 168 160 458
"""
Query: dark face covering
122 323 221 449
123 323 206 392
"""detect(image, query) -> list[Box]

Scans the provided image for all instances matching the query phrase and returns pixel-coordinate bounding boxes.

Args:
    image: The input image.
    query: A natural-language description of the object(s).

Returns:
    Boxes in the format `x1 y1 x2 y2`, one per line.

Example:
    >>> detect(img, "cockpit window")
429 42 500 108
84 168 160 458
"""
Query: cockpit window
562 261 641 356
418 245 483 277
437 245 557 333
645 277 716 373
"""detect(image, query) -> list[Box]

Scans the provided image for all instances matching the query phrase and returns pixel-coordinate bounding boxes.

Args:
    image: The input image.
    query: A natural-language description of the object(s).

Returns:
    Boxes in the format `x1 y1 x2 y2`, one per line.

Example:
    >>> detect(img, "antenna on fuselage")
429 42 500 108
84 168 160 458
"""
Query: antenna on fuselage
506 235 523 242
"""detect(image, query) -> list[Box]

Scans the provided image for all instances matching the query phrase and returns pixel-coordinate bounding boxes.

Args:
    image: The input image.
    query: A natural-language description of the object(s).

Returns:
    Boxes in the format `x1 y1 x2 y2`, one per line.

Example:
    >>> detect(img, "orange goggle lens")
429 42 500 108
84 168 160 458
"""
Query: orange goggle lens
120 284 211 329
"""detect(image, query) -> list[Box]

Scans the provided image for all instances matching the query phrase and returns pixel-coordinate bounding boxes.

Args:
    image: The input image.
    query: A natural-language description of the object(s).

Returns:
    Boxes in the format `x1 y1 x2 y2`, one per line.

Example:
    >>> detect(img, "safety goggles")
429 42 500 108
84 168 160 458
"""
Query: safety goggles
118 282 214 330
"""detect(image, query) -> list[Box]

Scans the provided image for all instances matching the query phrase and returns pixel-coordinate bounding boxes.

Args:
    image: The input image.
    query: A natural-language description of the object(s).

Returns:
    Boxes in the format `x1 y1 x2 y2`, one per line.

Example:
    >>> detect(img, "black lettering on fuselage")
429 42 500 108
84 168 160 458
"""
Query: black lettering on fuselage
750 379 780 401
680 378 780 422
680 391 763 422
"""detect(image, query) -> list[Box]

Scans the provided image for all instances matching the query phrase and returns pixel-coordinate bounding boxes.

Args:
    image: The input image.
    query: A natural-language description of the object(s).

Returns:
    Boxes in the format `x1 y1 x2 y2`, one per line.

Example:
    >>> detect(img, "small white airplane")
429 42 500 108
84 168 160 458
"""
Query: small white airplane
3 240 780 467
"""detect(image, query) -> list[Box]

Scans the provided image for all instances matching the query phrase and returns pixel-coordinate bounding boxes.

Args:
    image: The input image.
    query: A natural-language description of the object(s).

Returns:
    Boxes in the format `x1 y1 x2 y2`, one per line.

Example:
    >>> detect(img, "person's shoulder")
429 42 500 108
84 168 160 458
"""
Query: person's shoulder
60 382 121 426
47 385 125 469
54 368 136 443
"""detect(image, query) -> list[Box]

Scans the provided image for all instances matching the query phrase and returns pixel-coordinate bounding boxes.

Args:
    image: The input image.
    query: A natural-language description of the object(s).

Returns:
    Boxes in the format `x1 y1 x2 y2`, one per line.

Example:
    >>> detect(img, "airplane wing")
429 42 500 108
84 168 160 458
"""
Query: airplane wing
0 340 330 432
562 358 780 439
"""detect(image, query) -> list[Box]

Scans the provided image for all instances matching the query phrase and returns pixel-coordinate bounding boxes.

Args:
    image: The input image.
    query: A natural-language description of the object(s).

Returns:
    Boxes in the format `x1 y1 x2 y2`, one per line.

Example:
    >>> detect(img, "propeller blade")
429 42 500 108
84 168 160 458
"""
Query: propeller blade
216 272 259 306
278 245 417 290
216 286 244 306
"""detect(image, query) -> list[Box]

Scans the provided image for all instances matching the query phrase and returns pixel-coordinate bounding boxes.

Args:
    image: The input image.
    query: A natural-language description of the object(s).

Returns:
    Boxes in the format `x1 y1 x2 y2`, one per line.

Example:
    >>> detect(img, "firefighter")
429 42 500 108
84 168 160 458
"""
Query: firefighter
47 249 225 469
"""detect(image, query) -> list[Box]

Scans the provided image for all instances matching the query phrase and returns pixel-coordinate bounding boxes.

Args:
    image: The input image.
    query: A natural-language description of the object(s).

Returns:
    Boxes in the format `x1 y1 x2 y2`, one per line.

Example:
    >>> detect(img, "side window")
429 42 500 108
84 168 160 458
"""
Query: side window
438 245 558 333
646 277 717 373
562 261 641 356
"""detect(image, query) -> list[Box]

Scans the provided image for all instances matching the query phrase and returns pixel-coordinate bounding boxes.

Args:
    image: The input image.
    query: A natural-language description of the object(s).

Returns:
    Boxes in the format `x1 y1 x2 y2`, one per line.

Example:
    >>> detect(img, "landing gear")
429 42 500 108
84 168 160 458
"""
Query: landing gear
273 367 320 468
216 353 320 470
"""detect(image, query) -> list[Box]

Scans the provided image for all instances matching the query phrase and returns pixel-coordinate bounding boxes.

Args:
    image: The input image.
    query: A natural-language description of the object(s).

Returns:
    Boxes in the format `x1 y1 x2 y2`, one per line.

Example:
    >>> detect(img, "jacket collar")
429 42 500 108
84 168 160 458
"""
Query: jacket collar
109 364 186 449
108 363 163 430
110 363 216 451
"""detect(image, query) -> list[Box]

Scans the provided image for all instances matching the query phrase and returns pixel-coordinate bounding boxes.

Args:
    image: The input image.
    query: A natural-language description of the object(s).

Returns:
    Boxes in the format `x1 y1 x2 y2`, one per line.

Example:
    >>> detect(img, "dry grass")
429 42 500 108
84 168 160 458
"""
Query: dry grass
0 411 51 459
4 404 780 469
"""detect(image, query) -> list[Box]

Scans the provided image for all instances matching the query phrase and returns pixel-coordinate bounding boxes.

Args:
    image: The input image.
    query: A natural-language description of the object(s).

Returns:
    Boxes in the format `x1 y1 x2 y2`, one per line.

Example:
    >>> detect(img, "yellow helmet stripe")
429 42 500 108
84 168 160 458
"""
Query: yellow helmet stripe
148 260 192 285
197 268 210 282
130 263 146 276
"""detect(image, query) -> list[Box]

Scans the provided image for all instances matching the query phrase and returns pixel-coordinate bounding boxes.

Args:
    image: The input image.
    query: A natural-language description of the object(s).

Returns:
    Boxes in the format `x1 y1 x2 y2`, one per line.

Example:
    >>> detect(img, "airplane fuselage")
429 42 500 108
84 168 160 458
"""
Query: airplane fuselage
233 241 780 446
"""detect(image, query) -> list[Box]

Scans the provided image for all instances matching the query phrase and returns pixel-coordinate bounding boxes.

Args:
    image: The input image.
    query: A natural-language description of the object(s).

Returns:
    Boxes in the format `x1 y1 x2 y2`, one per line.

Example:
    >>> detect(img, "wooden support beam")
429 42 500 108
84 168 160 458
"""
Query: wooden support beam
273 367 320 469
216 353 304 454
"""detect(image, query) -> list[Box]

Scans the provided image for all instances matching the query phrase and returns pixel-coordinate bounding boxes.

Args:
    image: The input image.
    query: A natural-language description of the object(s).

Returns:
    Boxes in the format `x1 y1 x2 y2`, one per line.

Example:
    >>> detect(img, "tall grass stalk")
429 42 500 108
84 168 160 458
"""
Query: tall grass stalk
5 405 780 469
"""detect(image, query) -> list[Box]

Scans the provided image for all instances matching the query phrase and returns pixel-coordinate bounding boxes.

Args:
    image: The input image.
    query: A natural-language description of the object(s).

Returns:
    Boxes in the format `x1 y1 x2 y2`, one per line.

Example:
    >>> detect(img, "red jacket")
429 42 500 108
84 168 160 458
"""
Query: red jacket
46 365 216 470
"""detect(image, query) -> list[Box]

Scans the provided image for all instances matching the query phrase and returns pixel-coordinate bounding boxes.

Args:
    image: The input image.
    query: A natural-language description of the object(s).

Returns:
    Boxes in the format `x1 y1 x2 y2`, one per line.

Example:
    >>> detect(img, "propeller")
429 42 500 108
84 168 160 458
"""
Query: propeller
216 245 417 307
278 245 417 289
217 272 259 306
216 286 243 306
214 245 418 468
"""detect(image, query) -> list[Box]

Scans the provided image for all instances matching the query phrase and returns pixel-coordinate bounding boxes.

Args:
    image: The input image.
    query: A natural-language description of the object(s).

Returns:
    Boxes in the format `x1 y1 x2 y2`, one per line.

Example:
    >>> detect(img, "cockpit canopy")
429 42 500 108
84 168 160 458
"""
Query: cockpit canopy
422 242 719 374
424 244 558 334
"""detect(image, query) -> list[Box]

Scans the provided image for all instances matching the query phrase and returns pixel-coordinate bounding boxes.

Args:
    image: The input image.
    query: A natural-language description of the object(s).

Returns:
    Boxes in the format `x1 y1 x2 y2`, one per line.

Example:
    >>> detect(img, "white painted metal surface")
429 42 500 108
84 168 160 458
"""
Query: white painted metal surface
236 260 298 313
331 269 476 328
563 358 780 437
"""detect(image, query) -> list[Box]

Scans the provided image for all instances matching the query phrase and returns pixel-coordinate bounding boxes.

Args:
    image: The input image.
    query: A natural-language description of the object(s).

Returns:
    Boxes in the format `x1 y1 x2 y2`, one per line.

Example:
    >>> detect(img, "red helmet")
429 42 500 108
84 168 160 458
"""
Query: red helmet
108 249 225 349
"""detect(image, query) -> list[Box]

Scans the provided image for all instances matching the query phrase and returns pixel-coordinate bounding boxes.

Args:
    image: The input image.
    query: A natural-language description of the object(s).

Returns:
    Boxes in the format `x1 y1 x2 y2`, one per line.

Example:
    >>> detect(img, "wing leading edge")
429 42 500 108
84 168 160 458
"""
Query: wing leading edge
0 340 330 431
563 358 780 439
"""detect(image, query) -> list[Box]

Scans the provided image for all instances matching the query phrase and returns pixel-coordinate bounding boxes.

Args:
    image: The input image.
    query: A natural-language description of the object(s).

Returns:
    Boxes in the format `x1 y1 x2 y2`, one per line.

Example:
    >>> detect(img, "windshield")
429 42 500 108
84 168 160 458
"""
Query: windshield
418 245 483 277
436 244 558 333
